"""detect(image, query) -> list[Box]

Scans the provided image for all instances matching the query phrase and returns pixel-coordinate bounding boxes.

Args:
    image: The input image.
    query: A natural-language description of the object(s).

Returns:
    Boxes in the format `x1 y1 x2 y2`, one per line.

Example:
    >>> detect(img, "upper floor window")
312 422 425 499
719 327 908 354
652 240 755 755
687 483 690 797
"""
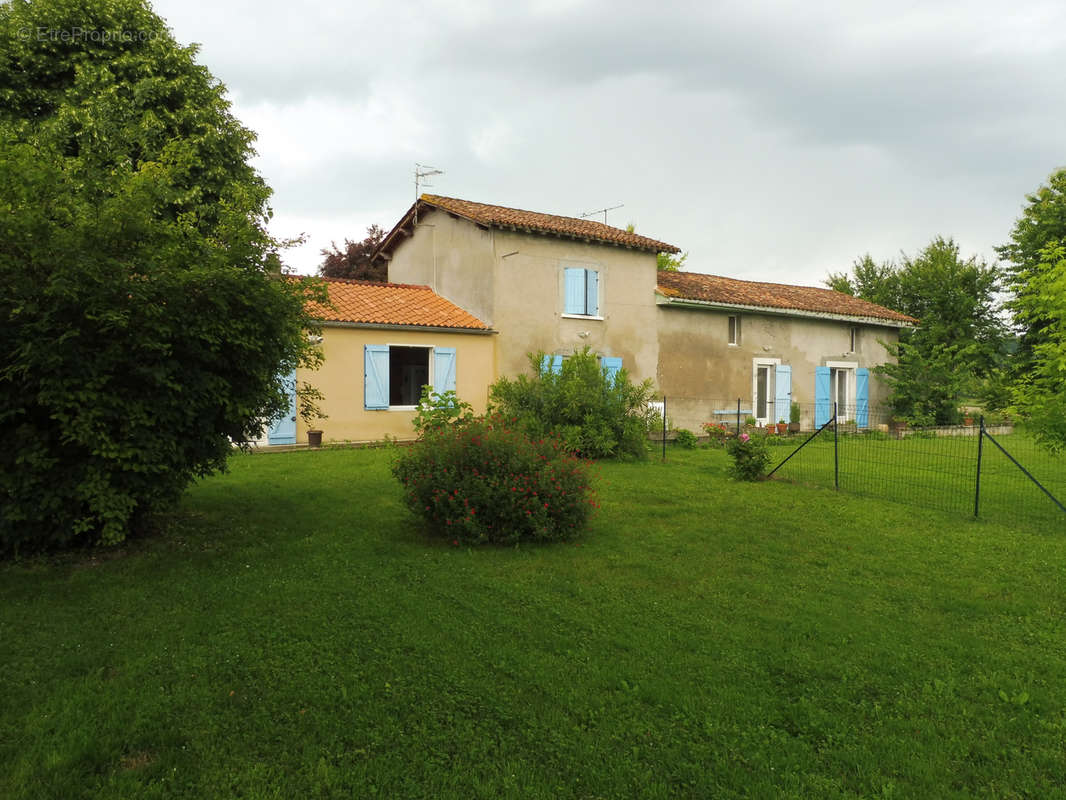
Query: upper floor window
728 315 740 345
564 268 599 317
849 326 858 353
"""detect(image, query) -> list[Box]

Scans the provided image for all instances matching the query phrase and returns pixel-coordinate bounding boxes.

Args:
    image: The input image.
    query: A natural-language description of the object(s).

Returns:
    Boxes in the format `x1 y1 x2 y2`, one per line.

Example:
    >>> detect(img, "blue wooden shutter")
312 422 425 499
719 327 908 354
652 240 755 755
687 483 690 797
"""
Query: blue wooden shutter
815 366 831 427
539 354 563 375
433 347 457 394
564 268 585 314
586 270 599 316
364 345 389 409
774 364 791 423
601 356 622 383
267 370 297 444
855 368 870 428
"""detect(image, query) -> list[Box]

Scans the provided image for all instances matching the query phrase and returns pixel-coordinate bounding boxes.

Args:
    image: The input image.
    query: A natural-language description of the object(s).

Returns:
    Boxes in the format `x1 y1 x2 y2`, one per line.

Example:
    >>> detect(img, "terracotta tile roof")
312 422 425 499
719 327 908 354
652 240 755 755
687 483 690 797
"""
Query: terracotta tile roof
656 271 917 325
377 194 679 257
305 278 490 330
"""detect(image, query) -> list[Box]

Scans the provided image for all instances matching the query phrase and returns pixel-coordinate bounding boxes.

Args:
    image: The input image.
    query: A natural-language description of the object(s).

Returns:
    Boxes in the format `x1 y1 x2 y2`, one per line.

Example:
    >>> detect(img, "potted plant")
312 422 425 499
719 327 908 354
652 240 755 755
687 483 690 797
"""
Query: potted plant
776 418 788 435
298 384 328 448
788 402 801 433
744 416 757 430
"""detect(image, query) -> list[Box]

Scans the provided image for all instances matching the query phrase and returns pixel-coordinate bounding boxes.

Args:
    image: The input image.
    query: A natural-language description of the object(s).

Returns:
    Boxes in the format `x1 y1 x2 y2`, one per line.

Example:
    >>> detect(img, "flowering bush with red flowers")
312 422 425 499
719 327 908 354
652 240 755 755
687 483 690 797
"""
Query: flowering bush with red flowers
392 414 597 544
701 421 732 447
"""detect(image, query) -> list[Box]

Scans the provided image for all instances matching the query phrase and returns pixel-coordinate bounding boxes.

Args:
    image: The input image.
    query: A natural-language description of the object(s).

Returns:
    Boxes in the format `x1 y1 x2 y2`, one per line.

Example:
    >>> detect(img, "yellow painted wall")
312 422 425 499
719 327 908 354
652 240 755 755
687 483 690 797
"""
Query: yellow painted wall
387 208 661 384
295 324 496 444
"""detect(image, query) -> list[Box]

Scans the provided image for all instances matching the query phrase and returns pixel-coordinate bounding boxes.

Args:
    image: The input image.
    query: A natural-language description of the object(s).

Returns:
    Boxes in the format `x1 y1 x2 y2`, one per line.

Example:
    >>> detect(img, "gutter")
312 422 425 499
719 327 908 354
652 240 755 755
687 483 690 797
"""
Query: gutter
320 320 497 335
655 294 914 329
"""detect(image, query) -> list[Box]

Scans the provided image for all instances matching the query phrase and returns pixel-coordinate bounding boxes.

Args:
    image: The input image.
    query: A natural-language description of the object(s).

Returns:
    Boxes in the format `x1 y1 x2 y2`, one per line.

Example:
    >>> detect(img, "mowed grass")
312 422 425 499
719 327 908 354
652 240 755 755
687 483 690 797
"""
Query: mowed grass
3 446 1066 798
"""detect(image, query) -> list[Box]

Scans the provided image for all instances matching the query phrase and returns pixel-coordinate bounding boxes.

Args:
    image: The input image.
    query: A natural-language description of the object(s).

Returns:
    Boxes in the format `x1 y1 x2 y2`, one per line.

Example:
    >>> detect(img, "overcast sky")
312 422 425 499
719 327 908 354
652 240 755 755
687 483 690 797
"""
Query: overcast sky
152 0 1066 287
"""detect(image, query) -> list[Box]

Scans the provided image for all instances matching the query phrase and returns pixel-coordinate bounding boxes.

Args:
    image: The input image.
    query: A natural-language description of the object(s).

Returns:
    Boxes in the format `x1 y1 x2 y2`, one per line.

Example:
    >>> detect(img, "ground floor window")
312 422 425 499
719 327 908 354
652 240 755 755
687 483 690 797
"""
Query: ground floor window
816 363 870 428
365 345 457 410
830 366 852 422
540 353 622 381
752 359 792 426
389 346 430 406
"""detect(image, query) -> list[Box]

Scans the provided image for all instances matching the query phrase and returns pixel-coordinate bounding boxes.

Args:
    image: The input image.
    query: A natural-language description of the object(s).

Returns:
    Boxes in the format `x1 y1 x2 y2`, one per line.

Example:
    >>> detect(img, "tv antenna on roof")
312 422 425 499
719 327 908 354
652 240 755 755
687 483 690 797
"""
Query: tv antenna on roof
580 203 624 225
414 163 444 223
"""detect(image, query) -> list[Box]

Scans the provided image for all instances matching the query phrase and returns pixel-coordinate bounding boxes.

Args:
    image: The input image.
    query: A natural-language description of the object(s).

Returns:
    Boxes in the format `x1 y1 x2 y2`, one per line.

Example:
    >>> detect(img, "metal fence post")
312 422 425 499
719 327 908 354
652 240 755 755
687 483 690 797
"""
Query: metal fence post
974 415 984 517
736 397 741 434
833 402 839 490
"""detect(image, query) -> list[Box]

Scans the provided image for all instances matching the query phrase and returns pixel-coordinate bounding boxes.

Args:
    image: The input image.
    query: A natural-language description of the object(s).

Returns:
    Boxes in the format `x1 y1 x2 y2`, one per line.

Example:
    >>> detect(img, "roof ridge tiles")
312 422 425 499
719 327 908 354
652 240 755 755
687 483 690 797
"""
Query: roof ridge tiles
310 276 432 291
656 270 917 324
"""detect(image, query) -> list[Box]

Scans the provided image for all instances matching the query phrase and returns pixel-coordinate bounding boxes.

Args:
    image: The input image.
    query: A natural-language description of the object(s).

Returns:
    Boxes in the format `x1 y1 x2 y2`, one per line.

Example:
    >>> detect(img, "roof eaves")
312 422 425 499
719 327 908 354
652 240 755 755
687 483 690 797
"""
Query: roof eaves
655 292 915 328
320 320 496 335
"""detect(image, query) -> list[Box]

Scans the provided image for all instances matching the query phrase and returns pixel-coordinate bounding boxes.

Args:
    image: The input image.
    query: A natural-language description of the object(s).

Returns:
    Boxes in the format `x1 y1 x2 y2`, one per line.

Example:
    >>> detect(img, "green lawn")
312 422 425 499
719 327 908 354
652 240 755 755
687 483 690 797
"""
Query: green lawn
3 446 1066 798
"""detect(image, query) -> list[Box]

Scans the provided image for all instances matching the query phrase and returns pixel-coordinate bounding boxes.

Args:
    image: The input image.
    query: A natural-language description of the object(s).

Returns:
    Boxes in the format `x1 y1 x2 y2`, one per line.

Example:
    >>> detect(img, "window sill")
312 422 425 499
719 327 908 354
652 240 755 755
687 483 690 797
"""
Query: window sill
561 313 604 321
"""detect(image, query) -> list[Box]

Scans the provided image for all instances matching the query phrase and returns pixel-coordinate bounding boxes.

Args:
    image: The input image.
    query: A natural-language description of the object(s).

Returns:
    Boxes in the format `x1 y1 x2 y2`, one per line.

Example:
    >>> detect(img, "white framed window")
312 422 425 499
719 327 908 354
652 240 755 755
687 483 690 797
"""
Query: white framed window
825 360 857 422
365 345 457 410
752 357 781 426
849 326 859 353
563 267 600 317
728 315 740 346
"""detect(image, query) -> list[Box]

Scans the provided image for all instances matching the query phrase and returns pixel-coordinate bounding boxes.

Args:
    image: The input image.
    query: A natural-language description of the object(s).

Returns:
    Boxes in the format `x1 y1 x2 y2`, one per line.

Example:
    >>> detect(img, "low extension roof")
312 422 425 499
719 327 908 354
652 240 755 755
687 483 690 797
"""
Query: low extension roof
306 278 491 331
375 194 680 259
656 271 918 327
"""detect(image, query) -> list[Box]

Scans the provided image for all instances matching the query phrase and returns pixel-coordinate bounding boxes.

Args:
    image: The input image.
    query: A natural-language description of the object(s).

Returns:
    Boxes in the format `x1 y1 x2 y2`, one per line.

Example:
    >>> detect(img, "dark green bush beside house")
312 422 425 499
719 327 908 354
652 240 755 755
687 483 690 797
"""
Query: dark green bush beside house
393 415 596 545
0 0 322 552
489 348 658 460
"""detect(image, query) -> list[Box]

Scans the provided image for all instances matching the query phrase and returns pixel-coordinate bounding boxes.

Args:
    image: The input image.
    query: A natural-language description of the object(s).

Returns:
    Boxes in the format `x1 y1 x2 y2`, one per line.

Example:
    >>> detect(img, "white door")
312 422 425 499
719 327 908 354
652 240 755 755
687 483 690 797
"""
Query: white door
830 367 852 422
754 364 774 425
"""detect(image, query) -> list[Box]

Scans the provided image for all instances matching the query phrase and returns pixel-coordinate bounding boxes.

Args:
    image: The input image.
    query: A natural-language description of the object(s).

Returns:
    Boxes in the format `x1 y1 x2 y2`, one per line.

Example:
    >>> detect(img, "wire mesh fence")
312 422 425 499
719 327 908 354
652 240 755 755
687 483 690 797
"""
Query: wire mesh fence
655 396 1065 526
770 406 1064 526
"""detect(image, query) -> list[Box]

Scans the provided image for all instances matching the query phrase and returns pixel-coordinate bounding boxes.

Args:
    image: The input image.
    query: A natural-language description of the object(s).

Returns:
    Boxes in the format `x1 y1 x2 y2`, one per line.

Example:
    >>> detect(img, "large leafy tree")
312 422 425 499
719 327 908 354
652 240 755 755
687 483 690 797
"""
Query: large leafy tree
826 254 904 311
319 225 387 281
997 169 1066 372
0 0 323 551
827 238 1006 425
1011 241 1066 450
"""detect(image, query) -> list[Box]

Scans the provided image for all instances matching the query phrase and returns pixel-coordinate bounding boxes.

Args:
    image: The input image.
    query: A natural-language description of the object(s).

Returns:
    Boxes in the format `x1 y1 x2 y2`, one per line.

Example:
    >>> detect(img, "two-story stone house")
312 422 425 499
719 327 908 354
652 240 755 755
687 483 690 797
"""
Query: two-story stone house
375 194 678 387
280 194 915 444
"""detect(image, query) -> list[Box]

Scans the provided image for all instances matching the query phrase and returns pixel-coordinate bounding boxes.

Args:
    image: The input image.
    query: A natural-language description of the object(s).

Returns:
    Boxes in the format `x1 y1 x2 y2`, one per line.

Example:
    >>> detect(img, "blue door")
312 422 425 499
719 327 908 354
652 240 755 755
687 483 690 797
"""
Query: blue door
267 371 297 445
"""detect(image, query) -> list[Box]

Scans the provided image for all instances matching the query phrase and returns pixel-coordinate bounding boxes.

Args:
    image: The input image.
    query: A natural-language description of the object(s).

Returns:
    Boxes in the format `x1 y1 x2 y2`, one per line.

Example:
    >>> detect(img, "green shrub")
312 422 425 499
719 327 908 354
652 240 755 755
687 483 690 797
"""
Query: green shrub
392 415 596 545
0 0 323 553
672 428 698 449
726 433 771 481
412 387 475 436
489 348 657 460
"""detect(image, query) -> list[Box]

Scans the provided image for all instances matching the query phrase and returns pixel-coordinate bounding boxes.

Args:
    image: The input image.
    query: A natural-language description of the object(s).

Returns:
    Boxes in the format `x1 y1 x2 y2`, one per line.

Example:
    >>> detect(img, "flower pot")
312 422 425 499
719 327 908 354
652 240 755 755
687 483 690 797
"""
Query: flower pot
788 422 800 433
776 423 788 434
963 416 974 426
307 430 323 448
